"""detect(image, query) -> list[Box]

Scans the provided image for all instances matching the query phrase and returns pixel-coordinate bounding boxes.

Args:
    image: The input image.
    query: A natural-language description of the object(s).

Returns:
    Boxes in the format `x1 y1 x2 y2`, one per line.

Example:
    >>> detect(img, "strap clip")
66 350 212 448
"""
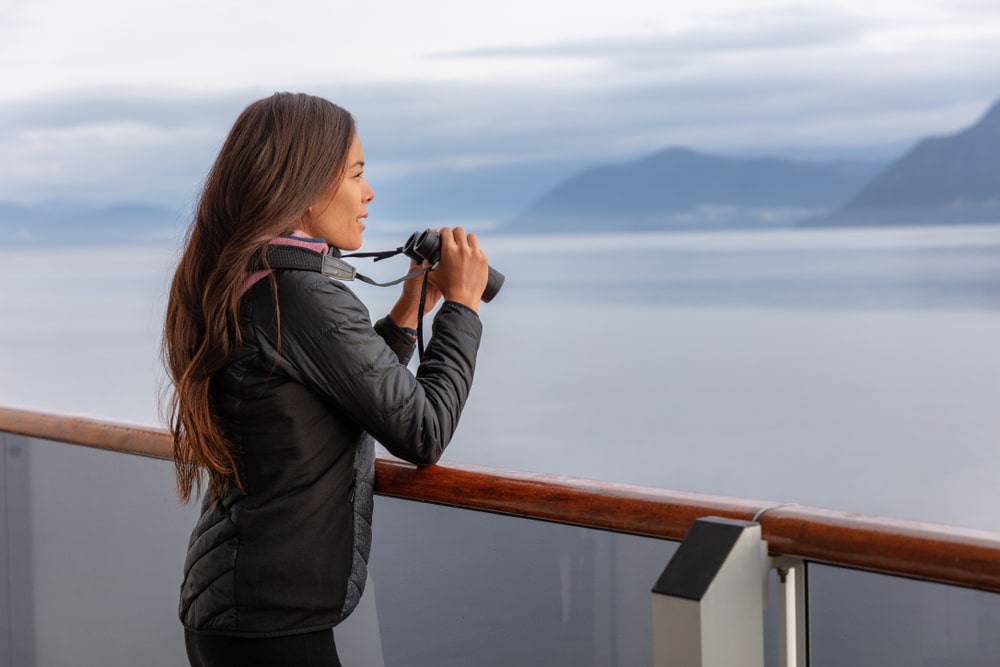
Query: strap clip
320 254 358 281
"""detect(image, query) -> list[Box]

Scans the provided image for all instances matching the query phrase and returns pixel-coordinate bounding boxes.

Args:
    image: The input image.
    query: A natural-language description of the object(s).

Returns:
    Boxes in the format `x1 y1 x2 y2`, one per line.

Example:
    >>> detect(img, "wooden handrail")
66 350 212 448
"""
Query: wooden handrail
374 455 766 541
0 406 172 459
3 405 1000 593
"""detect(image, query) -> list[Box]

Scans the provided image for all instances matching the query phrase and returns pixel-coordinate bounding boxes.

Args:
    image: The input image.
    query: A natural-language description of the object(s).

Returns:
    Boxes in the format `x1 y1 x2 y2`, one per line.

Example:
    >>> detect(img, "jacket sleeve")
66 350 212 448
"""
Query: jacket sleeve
277 276 482 465
372 316 416 365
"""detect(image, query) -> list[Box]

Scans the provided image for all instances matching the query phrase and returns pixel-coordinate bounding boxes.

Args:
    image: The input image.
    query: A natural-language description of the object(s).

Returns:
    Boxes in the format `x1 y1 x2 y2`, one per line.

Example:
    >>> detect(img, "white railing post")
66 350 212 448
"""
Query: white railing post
651 517 810 667
651 517 768 667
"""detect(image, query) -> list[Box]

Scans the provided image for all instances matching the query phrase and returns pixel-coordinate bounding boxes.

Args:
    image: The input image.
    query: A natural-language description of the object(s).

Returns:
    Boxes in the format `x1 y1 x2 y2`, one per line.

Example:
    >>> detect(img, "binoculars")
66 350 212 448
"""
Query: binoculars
403 229 505 303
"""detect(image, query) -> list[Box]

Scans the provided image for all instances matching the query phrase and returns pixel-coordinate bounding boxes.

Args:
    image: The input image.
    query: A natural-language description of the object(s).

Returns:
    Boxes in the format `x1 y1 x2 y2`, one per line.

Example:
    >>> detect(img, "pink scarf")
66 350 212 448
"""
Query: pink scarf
240 231 329 296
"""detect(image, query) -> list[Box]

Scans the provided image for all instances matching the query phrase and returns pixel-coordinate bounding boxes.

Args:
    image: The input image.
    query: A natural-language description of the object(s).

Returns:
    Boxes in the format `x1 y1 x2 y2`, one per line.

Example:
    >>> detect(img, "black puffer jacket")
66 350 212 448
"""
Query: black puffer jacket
179 260 482 638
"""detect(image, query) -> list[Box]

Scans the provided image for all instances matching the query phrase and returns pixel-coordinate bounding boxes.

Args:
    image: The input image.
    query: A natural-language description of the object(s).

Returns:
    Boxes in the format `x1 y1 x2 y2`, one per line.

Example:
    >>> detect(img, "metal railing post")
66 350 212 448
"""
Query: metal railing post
2 434 36 667
772 556 808 667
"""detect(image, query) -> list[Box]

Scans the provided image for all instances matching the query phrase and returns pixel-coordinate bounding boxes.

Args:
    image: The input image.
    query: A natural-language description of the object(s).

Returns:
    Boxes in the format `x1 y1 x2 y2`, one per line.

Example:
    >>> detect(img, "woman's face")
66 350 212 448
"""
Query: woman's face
300 134 374 250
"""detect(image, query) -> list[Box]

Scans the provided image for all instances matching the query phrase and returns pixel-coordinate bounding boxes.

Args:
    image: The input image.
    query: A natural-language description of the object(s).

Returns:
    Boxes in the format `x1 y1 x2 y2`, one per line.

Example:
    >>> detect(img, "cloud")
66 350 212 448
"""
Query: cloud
949 0 1000 13
0 87 252 132
436 6 867 63
0 87 304 205
2 29 1000 209
343 60 1000 170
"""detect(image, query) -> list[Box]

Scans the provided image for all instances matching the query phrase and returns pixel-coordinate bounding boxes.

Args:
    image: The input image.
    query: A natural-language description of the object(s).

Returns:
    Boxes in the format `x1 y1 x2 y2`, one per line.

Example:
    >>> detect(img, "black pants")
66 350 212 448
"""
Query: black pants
185 628 342 667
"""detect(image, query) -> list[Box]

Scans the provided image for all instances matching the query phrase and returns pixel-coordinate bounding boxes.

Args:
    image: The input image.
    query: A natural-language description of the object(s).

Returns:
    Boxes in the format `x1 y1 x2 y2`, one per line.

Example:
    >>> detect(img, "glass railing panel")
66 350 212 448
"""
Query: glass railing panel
808 563 1000 666
3 433 680 667
10 424 1000 667
369 495 678 667
2 434 198 666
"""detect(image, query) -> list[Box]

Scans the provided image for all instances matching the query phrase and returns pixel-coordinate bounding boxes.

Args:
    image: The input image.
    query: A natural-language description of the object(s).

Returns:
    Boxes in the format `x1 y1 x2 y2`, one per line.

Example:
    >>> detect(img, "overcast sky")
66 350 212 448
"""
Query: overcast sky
3 0 1000 206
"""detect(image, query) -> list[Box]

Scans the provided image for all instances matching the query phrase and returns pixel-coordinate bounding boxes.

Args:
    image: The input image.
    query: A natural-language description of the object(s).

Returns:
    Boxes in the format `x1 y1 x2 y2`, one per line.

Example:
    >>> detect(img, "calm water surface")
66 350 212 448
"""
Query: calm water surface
2 224 999 530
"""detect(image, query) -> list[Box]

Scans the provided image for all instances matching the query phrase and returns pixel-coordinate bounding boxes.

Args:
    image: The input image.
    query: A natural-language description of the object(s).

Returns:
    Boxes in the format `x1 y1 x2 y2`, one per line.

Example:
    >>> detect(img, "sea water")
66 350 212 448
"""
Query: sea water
2 224 999 531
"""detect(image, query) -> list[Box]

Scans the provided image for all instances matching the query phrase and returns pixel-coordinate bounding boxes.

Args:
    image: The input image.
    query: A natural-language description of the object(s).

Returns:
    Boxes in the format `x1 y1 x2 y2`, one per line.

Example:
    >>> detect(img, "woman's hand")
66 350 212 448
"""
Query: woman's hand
389 258 443 330
427 227 489 312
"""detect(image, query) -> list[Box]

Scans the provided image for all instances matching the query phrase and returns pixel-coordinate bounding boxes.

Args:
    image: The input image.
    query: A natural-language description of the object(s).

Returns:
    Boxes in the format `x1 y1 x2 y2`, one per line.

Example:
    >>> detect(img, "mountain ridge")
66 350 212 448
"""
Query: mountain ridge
804 99 1000 227
501 98 1000 233
501 148 885 233
5 98 999 243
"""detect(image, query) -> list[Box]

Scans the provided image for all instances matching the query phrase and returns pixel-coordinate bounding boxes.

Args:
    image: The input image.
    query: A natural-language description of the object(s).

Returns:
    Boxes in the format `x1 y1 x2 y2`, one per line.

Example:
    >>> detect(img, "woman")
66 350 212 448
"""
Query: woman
163 92 488 666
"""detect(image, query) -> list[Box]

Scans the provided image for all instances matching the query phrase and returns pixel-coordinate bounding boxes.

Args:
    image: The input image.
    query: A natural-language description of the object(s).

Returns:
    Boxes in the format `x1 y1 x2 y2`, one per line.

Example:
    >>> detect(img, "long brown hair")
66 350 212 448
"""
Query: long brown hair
163 92 356 502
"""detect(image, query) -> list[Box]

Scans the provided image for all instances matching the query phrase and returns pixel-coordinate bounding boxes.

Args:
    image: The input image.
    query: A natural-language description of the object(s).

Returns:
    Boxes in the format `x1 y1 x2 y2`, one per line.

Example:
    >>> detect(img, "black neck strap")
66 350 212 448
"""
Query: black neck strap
263 244 431 288
262 244 434 358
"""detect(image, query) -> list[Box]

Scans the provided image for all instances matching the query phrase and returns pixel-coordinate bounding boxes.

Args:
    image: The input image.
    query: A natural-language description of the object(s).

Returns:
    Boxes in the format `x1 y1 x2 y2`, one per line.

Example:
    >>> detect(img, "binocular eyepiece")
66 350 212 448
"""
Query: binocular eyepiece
403 229 505 303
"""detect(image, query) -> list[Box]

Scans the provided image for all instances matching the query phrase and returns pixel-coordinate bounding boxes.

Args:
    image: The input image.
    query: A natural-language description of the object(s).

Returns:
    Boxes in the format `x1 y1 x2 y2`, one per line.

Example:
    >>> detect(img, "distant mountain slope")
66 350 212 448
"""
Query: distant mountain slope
807 99 1000 226
501 148 883 233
